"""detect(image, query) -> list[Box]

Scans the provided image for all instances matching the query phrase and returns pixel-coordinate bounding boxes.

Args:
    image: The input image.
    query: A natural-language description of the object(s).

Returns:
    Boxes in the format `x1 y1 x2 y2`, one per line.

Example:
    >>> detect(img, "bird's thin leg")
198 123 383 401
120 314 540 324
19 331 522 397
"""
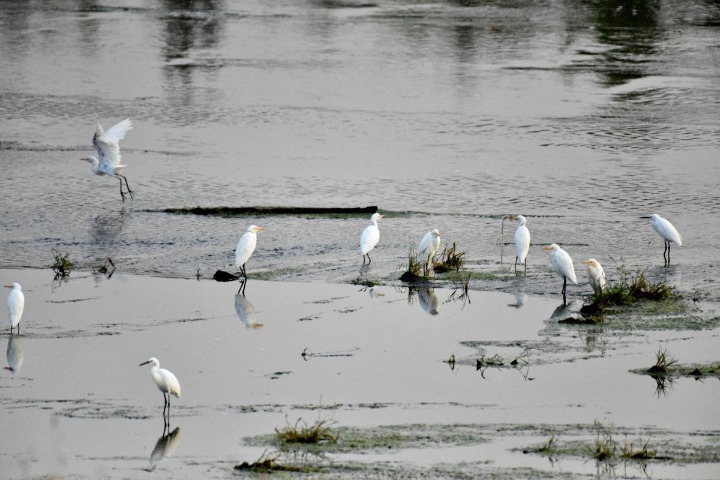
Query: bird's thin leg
514 257 518 272
662 241 668 264
667 242 671 264
561 276 567 296
362 254 366 264
119 174 134 200
367 253 372 264
523 260 527 273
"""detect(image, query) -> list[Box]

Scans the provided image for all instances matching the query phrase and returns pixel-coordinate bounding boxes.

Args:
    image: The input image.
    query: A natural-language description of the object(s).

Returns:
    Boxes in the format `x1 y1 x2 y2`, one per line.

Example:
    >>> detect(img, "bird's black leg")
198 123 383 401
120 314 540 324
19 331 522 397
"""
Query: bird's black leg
561 276 567 296
367 253 372 264
514 257 518 272
120 174 134 200
524 260 527 273
117 177 127 202
667 241 671 264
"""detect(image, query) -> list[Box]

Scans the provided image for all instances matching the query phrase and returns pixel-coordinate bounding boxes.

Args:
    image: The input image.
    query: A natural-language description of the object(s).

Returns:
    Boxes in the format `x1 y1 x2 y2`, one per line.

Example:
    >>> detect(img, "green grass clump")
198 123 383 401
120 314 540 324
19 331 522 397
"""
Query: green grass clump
275 417 338 444
647 347 678 375
581 268 676 317
51 249 74 278
433 242 465 273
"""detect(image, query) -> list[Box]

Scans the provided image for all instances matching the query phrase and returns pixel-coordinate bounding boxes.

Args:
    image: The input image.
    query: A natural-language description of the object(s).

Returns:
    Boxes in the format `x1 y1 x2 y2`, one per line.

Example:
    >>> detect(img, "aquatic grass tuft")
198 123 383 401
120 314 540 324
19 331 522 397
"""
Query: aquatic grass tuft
620 436 657 460
433 242 465 273
275 416 338 444
234 450 302 473
51 249 74 278
589 420 616 461
647 347 677 375
580 268 677 317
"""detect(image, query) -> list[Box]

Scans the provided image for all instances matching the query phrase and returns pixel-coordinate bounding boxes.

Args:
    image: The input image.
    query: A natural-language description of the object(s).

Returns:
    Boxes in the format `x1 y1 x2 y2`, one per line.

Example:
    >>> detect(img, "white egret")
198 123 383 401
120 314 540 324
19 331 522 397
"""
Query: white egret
649 214 682 264
5 282 24 335
139 357 181 417
81 118 134 202
543 244 577 300
416 229 441 275
360 213 384 263
581 259 606 295
508 215 530 272
235 225 264 281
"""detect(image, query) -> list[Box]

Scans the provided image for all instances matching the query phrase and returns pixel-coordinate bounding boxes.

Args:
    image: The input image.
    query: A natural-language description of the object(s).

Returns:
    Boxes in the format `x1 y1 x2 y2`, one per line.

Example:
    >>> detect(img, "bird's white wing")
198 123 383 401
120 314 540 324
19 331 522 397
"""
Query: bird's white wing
417 231 433 259
360 226 380 254
93 119 132 168
235 232 257 266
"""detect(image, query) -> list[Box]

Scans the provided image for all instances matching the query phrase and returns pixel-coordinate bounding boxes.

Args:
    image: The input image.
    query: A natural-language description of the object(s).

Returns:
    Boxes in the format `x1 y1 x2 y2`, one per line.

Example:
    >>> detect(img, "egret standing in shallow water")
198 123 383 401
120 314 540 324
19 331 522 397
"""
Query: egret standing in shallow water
543 244 577 302
81 118 134 202
5 283 24 335
235 225 264 282
416 229 441 276
649 214 682 264
581 259 606 295
139 357 181 418
508 215 530 272
360 213 384 264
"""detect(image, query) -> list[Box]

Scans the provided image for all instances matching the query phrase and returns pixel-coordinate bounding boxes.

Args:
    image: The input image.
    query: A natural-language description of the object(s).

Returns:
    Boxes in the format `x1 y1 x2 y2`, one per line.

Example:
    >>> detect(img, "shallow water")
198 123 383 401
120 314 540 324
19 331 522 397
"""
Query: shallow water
0 269 718 479
1 0 720 302
1 1 720 477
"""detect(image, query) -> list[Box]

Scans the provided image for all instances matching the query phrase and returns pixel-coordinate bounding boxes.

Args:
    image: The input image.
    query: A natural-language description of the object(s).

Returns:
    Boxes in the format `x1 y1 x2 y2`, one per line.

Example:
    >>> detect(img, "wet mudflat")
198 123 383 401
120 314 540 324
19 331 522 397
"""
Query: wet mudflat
1 268 718 479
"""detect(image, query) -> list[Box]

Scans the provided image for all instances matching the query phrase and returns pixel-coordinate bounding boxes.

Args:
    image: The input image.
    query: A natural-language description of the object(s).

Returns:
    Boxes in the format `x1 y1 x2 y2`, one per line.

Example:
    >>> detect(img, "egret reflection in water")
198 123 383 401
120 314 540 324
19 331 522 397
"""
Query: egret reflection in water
235 292 263 329
5 335 24 374
148 424 181 471
408 287 439 315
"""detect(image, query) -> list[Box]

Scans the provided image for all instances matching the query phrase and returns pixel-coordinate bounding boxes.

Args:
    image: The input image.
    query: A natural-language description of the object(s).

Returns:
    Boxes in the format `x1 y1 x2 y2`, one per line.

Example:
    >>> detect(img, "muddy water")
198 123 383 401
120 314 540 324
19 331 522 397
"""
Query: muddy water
1 0 720 302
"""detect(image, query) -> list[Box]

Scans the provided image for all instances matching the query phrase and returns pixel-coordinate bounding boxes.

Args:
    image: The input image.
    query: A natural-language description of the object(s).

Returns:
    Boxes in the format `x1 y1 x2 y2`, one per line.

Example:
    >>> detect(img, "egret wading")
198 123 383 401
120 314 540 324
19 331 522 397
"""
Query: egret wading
508 215 530 272
235 225 264 283
5 283 24 335
416 229 441 276
543 244 577 302
648 214 682 264
581 259 606 295
139 357 181 418
81 118 134 202
360 213 384 264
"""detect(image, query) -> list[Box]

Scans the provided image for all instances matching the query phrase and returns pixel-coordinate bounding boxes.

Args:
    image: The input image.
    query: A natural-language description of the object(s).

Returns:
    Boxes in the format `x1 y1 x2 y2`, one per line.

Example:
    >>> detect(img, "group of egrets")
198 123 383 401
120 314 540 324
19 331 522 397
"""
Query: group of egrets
508 213 682 304
68 118 679 415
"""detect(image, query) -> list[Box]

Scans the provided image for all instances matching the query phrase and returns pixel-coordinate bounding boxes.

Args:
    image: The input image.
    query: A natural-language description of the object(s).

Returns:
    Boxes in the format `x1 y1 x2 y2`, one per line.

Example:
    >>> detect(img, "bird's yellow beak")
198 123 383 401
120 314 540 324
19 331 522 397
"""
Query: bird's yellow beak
378 214 385 219
506 215 518 221
3 285 11 289
542 246 552 251
256 226 265 231
580 260 590 265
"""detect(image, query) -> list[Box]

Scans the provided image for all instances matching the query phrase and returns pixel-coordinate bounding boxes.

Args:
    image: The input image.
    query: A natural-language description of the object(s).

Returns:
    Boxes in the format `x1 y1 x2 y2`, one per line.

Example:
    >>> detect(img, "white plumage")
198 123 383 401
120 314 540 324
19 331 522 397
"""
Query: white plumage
139 357 181 415
235 225 264 280
511 215 530 271
581 258 606 295
81 118 135 201
360 213 384 263
6 283 24 335
650 214 682 263
543 244 577 300
416 229 441 274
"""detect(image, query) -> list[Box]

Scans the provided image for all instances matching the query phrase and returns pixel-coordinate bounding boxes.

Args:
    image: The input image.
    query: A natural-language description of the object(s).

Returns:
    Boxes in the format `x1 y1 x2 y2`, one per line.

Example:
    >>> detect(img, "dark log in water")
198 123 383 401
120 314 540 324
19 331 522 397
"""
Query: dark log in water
150 206 379 217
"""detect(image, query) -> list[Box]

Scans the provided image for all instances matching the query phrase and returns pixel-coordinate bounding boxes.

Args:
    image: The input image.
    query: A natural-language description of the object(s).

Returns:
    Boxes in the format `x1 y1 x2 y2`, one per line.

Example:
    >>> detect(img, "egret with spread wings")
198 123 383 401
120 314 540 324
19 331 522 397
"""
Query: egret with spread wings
81 118 134 201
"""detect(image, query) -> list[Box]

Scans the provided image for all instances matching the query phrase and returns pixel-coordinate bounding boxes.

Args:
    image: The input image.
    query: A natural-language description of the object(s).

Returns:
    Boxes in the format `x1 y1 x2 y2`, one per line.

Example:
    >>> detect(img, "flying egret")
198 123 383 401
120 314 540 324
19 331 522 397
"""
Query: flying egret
508 215 530 272
543 244 577 301
139 357 181 417
581 259 606 295
235 225 264 281
416 229 441 276
360 213 384 264
649 214 682 264
5 283 24 335
81 118 134 202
